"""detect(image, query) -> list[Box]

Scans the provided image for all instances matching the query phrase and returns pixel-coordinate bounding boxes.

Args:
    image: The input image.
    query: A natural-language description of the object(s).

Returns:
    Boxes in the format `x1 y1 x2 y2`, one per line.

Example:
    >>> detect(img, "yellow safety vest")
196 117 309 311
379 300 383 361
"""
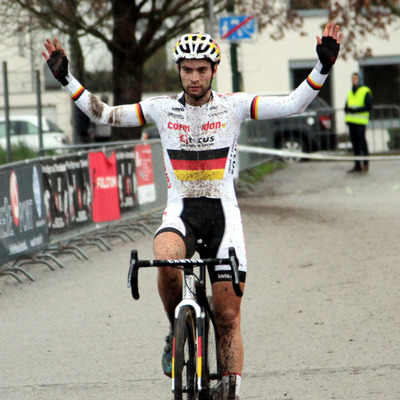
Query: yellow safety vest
345 86 372 125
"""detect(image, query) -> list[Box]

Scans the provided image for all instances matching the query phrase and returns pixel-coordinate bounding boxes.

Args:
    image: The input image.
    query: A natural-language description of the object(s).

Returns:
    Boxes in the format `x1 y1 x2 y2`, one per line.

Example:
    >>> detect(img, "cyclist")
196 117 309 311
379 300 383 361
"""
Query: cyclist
43 23 342 399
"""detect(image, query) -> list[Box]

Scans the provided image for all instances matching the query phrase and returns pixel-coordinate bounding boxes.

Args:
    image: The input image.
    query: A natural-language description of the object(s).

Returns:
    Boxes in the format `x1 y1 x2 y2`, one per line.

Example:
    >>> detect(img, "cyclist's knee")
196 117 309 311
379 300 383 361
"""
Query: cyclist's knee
154 231 186 259
214 304 241 334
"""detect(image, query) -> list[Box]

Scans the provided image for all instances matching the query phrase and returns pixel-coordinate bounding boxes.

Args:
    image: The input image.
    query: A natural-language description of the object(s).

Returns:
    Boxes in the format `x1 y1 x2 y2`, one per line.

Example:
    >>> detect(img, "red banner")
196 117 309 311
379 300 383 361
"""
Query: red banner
89 151 120 222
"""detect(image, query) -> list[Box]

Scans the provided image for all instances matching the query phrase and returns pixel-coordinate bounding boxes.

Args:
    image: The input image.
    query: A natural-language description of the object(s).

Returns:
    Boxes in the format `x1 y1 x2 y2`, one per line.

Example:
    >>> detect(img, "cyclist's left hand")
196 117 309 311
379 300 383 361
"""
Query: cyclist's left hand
316 22 343 74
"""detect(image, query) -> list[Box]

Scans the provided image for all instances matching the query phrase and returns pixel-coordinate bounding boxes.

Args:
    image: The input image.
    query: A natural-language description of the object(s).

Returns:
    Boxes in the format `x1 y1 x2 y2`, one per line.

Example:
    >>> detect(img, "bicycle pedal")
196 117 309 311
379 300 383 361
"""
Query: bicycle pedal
212 381 224 400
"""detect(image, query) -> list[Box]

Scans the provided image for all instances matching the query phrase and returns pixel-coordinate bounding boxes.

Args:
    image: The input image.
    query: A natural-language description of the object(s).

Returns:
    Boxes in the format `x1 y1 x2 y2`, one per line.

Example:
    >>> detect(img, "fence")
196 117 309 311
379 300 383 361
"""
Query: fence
242 104 400 157
0 128 274 282
334 105 400 154
0 140 166 280
1 55 399 280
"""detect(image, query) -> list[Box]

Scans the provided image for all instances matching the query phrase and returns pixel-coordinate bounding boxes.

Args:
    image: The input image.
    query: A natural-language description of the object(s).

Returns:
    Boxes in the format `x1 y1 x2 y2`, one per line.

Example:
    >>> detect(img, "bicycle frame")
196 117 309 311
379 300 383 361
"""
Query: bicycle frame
127 247 242 398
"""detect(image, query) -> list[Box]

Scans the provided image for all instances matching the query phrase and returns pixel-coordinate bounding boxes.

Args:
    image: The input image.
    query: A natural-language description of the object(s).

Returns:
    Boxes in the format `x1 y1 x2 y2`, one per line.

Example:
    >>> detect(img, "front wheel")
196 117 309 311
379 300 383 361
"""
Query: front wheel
174 306 197 400
199 297 222 400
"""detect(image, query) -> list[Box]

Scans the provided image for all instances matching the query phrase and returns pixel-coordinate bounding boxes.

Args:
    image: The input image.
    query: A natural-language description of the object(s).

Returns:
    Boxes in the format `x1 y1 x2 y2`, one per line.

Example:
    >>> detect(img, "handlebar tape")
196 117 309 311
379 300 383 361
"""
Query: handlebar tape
128 250 140 300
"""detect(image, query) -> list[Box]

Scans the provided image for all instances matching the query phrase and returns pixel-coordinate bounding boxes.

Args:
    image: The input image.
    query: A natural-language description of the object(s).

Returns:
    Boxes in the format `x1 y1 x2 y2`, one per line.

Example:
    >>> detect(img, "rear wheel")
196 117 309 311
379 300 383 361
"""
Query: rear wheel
174 306 197 400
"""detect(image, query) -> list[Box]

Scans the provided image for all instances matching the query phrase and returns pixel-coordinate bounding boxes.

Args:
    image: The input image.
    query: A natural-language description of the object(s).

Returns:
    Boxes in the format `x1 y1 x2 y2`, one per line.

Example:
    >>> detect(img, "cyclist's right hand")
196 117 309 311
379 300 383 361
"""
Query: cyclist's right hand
42 38 69 86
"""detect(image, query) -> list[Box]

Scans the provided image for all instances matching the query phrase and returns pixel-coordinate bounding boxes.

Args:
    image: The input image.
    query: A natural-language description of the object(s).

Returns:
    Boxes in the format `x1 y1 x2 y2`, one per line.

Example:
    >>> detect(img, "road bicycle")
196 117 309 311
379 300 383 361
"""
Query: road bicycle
128 246 243 400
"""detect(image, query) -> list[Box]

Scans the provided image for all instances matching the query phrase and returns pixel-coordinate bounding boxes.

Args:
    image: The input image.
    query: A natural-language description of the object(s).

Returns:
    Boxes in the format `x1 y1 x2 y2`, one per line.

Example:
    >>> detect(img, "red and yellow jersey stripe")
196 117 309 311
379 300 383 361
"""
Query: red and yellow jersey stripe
71 85 85 101
251 96 260 120
135 103 146 125
306 75 323 90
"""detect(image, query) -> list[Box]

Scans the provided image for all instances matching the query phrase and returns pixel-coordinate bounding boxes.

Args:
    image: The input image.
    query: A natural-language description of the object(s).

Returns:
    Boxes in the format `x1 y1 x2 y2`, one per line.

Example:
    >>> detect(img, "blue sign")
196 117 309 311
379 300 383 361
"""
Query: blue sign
219 15 257 41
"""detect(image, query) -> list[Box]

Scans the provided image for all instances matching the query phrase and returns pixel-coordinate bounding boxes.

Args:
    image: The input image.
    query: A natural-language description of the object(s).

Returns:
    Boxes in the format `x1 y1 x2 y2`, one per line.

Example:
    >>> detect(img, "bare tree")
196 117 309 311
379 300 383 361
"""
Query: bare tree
0 0 304 139
328 0 400 59
2 0 398 139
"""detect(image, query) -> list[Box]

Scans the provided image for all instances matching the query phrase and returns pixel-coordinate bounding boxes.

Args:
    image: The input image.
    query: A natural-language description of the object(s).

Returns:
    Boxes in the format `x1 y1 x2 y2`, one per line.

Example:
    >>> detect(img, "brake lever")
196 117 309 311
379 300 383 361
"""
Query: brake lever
228 247 243 297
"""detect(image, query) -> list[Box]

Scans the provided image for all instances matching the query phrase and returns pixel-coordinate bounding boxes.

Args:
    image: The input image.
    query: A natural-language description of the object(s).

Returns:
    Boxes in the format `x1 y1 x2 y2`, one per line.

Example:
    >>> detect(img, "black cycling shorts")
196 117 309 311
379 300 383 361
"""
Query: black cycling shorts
155 197 246 284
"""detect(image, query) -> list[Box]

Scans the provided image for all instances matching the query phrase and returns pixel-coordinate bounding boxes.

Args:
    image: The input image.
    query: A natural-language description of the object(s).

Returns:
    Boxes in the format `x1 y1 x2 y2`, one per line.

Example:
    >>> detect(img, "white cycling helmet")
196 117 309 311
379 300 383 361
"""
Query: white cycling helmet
172 33 221 64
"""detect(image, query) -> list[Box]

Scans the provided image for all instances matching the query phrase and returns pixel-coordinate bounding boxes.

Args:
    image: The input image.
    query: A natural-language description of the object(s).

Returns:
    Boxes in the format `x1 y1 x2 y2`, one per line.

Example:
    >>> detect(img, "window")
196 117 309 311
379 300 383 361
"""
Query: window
290 0 329 9
360 56 400 118
362 64 400 105
290 60 333 106
14 121 34 135
25 122 39 135
0 122 5 137
46 119 63 133
0 121 17 137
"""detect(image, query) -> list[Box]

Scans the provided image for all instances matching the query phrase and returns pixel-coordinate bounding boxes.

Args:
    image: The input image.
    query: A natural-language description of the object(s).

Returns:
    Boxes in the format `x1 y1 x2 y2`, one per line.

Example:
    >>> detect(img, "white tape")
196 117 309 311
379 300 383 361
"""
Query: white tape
238 145 400 162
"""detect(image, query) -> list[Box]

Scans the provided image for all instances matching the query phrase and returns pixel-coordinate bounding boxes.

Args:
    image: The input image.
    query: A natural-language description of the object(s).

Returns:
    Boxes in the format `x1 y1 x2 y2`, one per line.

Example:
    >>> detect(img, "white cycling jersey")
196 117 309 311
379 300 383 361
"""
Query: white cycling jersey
64 62 326 204
63 63 327 277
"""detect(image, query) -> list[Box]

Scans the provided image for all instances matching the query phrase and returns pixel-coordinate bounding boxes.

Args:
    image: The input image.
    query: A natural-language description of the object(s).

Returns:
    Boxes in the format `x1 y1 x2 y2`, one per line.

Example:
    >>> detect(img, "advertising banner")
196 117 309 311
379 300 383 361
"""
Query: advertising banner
89 151 120 222
41 159 69 233
0 163 48 264
135 143 156 204
65 155 92 227
41 154 92 235
116 147 138 213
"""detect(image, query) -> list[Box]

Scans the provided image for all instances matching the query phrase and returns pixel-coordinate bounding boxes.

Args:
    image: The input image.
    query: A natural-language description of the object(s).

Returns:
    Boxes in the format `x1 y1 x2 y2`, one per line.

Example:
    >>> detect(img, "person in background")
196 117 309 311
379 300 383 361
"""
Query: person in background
345 72 373 173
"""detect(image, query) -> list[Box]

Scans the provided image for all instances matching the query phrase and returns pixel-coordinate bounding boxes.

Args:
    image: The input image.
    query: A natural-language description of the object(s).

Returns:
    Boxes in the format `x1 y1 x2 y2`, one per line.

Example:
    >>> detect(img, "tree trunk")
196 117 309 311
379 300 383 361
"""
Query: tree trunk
110 0 144 140
68 4 91 144
111 51 144 140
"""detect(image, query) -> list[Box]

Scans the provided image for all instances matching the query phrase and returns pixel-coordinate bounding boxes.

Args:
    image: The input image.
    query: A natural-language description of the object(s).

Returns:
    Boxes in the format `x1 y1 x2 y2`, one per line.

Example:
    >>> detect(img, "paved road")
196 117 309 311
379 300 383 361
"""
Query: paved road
1 160 400 400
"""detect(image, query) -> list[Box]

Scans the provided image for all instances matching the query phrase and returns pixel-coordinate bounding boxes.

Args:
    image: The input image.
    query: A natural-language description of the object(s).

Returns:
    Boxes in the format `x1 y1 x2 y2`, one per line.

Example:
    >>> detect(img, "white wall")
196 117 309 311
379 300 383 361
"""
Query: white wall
216 14 400 115
1 13 400 142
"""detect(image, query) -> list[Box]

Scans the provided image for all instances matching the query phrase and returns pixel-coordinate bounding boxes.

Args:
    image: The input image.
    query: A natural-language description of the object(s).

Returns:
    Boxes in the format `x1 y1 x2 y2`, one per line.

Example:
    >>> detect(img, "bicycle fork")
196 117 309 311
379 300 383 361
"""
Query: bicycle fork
171 272 205 394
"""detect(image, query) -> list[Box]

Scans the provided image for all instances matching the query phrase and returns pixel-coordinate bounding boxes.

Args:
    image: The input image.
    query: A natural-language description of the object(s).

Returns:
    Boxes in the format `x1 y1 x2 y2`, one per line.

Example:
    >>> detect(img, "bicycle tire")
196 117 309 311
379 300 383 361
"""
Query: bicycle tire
174 305 197 400
199 297 222 400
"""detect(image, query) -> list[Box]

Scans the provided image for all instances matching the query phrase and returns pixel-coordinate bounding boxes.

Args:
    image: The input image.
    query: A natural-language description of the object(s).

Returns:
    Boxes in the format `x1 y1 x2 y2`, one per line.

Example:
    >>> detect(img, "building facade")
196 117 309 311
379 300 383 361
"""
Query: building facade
1 9 399 142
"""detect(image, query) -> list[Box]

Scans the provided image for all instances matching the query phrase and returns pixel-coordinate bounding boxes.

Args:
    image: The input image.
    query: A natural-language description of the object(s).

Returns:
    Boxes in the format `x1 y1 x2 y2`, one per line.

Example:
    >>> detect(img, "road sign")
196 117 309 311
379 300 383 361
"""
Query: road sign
219 15 257 41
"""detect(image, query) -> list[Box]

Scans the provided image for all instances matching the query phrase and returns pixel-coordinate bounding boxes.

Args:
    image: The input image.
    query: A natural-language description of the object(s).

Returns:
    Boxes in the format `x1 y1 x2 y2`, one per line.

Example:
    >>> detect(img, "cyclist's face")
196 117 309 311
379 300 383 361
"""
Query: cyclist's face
179 59 217 105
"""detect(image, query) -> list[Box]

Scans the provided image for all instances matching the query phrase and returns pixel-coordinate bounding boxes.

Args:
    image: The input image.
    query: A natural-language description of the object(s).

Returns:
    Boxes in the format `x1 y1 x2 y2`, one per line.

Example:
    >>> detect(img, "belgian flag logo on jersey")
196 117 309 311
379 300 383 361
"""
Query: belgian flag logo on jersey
167 147 230 181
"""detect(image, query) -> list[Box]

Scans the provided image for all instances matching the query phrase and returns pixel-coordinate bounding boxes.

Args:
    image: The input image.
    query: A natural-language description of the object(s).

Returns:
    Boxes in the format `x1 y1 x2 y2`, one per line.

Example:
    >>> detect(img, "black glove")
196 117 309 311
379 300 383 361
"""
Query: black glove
47 49 69 86
316 36 340 74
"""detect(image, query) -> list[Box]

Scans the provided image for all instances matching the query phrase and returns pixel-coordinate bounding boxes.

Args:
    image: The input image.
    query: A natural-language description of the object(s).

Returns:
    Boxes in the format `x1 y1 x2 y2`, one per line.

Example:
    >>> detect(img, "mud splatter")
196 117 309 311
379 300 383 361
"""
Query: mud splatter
107 106 127 125
88 94 105 120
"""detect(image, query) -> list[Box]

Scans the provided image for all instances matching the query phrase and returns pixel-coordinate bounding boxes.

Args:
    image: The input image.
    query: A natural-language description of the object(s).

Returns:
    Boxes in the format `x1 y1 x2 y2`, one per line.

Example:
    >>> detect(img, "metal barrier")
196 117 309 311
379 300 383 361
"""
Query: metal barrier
239 104 400 158
0 140 167 282
336 105 400 155
3 104 398 282
0 129 273 282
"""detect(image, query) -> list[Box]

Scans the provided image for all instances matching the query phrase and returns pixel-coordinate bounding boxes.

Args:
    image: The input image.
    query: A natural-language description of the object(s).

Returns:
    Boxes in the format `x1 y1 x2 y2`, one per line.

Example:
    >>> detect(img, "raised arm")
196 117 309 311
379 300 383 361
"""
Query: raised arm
42 38 145 128
255 22 342 120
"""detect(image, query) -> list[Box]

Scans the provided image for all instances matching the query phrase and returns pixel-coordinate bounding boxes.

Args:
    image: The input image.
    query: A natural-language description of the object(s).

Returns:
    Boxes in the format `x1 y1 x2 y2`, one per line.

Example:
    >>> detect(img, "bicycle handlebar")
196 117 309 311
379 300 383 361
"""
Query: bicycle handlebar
127 247 243 300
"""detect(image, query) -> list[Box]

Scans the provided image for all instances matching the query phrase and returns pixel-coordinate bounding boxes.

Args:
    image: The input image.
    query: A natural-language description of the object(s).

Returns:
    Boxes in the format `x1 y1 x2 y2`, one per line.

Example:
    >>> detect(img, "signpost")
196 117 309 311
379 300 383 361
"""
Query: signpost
218 15 257 92
219 15 257 41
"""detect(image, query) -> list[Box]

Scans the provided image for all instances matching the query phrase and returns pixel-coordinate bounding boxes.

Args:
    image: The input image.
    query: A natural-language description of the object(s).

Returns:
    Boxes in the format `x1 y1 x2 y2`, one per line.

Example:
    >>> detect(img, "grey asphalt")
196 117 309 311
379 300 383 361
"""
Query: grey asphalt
1 160 400 400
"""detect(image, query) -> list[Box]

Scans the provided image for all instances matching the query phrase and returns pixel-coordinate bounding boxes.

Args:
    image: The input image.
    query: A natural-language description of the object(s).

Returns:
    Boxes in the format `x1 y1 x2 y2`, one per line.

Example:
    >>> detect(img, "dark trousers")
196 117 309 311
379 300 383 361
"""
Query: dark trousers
348 123 369 169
